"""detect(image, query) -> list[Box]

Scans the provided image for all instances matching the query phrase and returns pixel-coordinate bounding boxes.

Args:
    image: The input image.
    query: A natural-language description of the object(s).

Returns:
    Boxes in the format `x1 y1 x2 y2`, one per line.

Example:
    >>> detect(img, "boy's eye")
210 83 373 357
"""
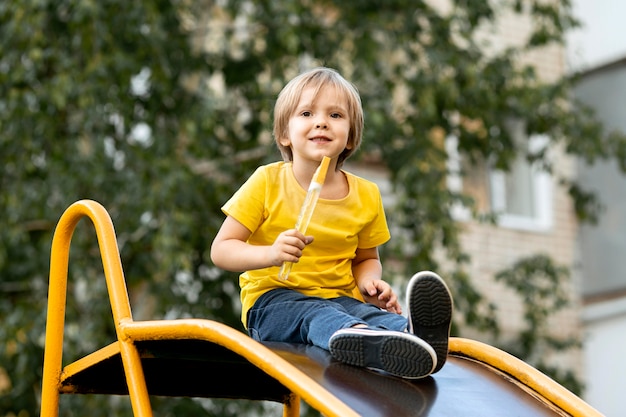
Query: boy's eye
301 111 312 117
330 112 342 118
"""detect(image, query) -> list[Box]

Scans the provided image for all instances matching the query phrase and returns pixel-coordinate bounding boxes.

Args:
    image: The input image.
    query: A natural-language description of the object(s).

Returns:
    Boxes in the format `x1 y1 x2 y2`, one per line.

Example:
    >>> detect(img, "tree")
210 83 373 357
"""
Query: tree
1 1 244 415
1 0 623 415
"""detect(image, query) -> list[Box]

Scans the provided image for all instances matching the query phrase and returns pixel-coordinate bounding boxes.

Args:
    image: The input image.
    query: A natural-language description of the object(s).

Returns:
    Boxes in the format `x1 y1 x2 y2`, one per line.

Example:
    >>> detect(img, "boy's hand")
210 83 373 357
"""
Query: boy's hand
360 278 402 315
268 229 314 266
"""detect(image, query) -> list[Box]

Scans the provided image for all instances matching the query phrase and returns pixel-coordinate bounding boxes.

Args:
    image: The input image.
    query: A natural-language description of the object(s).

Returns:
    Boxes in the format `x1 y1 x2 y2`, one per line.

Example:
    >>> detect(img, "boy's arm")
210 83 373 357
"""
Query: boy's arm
353 247 402 314
210 215 312 272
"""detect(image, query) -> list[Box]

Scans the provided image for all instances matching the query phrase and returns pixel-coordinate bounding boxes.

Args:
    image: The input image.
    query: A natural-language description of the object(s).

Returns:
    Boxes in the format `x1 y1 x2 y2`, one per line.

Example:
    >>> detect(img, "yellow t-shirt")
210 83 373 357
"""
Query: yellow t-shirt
221 161 390 327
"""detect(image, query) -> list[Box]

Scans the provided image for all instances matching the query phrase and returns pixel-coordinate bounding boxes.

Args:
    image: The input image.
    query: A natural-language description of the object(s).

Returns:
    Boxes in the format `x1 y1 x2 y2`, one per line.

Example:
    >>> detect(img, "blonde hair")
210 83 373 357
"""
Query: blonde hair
273 67 364 168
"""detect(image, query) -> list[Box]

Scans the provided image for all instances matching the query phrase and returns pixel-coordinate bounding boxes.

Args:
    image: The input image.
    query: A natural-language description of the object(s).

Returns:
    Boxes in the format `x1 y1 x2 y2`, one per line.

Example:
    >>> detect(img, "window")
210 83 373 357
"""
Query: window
447 125 552 232
489 132 552 231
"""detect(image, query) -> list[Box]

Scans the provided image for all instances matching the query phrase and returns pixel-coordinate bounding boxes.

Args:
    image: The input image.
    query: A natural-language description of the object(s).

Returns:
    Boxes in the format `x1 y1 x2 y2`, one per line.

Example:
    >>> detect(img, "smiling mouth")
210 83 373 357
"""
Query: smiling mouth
310 136 331 142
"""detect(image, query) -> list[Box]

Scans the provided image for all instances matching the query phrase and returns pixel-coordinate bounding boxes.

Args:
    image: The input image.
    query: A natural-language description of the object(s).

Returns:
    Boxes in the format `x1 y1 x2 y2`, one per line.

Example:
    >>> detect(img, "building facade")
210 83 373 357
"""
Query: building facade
574 56 626 417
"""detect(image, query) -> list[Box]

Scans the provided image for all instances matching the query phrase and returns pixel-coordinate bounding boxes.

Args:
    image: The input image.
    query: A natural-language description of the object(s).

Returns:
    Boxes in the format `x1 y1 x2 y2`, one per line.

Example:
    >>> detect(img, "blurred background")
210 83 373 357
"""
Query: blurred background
1 0 625 416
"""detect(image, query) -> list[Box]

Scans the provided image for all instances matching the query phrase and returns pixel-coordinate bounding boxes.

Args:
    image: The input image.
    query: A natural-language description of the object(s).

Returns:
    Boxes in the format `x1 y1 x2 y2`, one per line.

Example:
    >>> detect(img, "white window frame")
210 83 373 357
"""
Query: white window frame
489 134 552 232
446 135 471 221
446 133 553 232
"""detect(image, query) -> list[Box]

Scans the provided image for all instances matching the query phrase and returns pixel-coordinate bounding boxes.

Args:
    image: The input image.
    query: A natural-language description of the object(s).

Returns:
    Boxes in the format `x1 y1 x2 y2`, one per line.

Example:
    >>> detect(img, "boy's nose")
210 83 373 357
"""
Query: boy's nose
315 119 328 129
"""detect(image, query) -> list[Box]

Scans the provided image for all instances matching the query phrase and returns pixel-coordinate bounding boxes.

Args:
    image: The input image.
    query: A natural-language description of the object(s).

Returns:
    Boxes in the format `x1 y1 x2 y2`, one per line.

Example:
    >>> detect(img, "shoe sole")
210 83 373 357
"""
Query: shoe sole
329 329 436 379
406 271 453 373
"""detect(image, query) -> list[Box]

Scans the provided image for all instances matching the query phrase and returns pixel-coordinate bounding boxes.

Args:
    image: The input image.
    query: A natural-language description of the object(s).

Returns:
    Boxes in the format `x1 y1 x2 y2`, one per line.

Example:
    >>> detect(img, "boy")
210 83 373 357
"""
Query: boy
211 67 452 379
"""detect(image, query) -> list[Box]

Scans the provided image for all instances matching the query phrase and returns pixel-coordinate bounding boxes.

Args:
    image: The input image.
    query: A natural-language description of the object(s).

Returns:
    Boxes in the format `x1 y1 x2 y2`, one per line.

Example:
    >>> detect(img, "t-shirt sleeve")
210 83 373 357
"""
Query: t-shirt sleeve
357 183 391 249
221 166 267 233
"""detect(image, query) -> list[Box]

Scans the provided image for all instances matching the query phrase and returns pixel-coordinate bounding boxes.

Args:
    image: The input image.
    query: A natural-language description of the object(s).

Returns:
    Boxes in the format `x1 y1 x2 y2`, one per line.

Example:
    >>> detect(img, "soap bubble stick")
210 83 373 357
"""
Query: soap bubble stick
278 156 331 280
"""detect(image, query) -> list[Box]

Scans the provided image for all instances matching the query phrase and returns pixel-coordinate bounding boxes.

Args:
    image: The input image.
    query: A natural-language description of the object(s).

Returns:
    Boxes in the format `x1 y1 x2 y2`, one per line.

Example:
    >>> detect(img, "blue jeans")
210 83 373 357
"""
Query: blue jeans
247 288 408 350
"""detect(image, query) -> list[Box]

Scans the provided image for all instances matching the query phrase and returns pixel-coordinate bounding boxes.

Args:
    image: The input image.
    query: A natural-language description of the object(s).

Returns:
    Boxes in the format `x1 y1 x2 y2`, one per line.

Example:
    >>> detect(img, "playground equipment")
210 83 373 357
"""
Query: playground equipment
40 200 604 416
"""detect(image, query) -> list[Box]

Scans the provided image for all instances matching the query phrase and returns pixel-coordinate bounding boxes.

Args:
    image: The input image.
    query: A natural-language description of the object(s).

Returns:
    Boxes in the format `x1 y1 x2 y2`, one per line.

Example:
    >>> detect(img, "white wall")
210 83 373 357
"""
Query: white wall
582 299 626 416
567 0 626 71
568 3 626 415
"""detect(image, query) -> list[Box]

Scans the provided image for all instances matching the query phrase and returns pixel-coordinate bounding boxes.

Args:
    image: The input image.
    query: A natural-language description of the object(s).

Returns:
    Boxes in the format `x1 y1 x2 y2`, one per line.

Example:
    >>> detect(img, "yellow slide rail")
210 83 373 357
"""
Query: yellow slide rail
40 199 359 417
449 338 604 417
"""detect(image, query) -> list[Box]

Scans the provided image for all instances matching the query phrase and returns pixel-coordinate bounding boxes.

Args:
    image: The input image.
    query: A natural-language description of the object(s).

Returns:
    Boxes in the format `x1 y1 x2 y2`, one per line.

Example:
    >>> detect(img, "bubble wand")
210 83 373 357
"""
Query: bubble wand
278 156 331 280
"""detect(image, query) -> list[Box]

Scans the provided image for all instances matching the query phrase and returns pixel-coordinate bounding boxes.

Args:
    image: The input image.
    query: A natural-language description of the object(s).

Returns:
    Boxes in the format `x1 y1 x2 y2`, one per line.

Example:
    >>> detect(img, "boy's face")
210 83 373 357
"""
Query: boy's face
281 85 352 165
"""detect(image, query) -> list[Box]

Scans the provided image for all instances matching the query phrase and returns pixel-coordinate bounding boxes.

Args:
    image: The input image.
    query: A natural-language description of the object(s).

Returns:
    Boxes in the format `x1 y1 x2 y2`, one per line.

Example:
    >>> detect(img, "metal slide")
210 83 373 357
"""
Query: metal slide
40 200 603 417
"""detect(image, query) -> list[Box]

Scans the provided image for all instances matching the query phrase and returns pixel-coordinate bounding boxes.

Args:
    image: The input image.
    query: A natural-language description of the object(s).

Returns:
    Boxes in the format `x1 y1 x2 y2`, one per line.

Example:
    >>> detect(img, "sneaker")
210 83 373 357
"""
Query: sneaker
328 327 436 379
406 271 453 373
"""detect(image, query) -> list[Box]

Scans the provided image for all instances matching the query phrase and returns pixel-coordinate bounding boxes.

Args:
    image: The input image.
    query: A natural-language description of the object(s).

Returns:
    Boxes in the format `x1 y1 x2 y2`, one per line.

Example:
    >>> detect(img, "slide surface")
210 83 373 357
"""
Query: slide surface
267 341 565 417
60 335 593 417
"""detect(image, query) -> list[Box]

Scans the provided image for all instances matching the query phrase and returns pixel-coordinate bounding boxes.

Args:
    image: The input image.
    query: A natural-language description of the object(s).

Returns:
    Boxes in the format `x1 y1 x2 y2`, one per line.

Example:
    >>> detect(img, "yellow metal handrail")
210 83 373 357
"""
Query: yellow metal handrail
41 200 151 416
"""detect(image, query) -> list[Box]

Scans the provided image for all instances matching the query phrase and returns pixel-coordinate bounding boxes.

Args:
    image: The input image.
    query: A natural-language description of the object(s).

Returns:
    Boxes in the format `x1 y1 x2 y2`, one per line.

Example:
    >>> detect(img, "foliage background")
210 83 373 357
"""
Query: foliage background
1 0 625 415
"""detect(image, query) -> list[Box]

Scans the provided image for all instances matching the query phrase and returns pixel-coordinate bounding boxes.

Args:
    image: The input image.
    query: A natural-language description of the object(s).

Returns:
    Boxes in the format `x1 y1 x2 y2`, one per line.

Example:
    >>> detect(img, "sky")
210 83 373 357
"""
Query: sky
567 0 626 72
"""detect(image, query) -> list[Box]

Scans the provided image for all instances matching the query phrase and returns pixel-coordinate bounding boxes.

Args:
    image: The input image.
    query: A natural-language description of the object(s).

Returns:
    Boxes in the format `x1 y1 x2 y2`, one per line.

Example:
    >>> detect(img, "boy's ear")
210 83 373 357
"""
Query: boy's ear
279 136 291 147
